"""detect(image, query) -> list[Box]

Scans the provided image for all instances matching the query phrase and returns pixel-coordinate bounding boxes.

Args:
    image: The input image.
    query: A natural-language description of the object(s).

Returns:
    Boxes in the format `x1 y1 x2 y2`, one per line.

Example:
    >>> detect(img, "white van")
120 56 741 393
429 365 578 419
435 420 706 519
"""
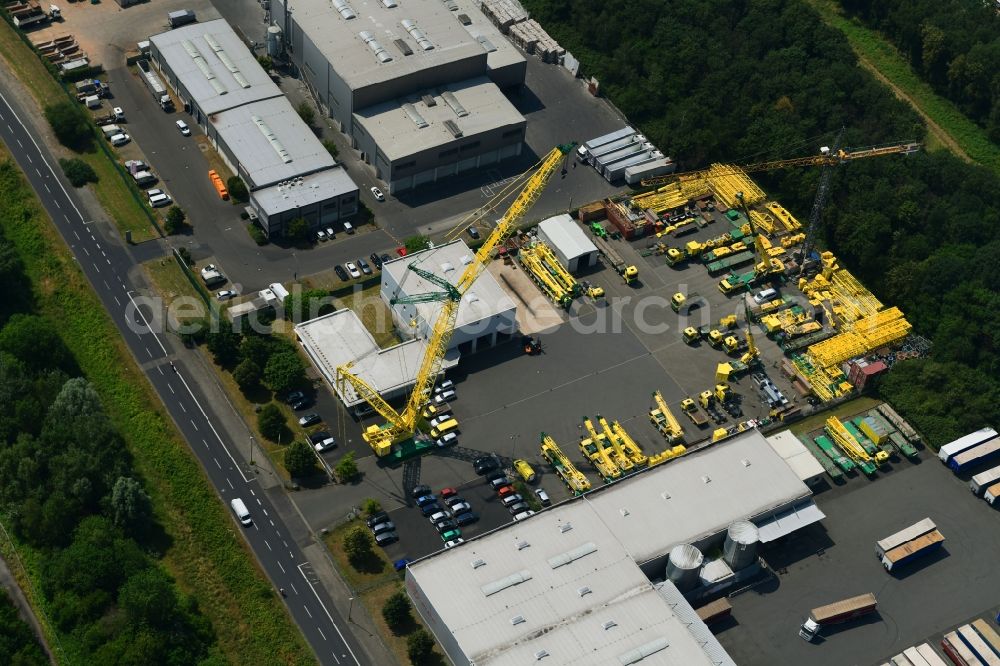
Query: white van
109 133 131 147
753 288 778 305
84 95 101 109
231 498 252 526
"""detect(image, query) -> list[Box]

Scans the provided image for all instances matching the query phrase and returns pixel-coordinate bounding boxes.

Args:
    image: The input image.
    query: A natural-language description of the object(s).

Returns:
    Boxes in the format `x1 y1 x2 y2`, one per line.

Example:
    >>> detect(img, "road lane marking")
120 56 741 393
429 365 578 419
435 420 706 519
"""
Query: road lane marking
214 457 221 469
179 402 187 413
298 564 360 665
167 383 175 394
250 489 256 496
277 561 285 574
283 540 289 548
226 478 234 489
113 295 120 306
44 183 50 193
53 199 60 209
264 539 272 551
73 230 80 240
262 508 268 517
269 519 275 528
303 605 312 619
145 347 153 359
157 366 164 375
317 627 327 642
191 420 199 431
256 498 262 505
103 280 109 289
202 439 209 449
92 262 100 273
82 246 89 256
290 583 299 595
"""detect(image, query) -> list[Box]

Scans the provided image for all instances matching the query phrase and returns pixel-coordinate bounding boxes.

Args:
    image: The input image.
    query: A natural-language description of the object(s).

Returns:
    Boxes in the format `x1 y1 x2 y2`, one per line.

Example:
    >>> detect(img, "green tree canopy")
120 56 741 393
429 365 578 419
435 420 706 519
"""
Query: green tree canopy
233 358 262 391
257 403 287 442
44 101 92 150
263 350 305 394
283 440 316 478
381 590 412 634
334 452 358 482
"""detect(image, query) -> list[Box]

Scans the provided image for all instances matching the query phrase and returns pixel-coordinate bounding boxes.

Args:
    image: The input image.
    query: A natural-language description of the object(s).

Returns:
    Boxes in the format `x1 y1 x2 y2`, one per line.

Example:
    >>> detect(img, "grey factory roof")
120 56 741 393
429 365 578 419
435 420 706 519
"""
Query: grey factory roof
450 0 525 73
382 238 517 329
284 0 487 90
250 167 358 217
353 77 525 162
538 213 598 260
585 430 818 564
407 500 733 666
150 19 282 116
295 309 457 406
212 97 338 189
766 429 826 485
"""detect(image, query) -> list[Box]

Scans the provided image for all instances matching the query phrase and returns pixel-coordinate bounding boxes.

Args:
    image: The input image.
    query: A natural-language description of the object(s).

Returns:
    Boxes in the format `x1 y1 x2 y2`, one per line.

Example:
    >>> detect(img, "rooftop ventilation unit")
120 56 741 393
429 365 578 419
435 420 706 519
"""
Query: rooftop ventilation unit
251 114 292 164
476 35 497 53
182 40 227 95
441 0 458 10
577 586 592 597
602 620 617 630
510 615 525 626
393 39 413 56
443 119 462 138
203 34 250 88
660 491 671 500
456 12 471 24
471 558 486 569
440 262 455 272
534 650 549 660
741 458 751 467
548 542 597 569
421 94 436 107
400 19 434 50
701 475 711 484
359 31 393 62
441 91 468 117
332 0 356 19
559 522 572 533
481 570 532 597
402 103 428 128
618 637 670 665
380 0 397 6
459 254 472 265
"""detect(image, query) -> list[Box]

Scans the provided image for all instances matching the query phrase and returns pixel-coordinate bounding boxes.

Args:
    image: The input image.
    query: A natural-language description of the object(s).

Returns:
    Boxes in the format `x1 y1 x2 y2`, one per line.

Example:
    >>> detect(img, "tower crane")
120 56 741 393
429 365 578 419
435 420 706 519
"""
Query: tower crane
640 140 921 188
335 144 575 457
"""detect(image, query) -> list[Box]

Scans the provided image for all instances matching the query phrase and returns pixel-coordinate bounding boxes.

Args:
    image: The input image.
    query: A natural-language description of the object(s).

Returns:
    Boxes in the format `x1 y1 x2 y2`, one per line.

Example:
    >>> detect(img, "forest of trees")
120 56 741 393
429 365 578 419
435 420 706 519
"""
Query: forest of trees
838 0 1000 142
0 218 216 663
522 0 1000 444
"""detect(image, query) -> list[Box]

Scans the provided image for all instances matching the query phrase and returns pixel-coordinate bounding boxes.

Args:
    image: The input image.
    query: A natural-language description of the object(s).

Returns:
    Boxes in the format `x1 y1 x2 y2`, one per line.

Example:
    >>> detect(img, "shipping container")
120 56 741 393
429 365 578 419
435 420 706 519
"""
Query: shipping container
625 157 676 185
914 643 949 666
941 631 982 666
881 530 944 572
168 9 197 27
972 619 1000 658
938 427 998 463
587 133 641 163
593 142 653 170
970 465 1000 495
957 624 1000 665
949 437 1000 473
986 481 1000 506
603 151 664 182
582 126 636 153
876 518 936 559
901 646 932 666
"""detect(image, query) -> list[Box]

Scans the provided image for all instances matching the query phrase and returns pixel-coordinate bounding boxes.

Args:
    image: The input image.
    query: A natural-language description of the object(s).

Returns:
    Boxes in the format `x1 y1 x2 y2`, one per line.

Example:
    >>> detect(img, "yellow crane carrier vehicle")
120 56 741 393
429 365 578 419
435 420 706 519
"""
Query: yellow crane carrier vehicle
649 391 685 443
541 433 591 495
598 415 646 470
336 144 574 458
579 417 620 482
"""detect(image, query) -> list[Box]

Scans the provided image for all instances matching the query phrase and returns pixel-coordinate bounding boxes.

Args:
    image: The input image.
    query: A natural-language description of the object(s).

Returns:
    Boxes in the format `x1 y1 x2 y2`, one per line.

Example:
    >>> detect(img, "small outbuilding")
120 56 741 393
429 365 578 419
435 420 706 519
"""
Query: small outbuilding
536 214 599 274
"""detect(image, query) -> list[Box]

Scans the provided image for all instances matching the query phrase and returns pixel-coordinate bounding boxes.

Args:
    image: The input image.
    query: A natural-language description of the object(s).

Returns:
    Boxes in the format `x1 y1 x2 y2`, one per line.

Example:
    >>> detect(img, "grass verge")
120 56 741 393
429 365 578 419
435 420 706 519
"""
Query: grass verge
143 255 210 320
325 521 445 665
788 396 882 436
807 0 1000 177
0 146 314 663
0 19 158 241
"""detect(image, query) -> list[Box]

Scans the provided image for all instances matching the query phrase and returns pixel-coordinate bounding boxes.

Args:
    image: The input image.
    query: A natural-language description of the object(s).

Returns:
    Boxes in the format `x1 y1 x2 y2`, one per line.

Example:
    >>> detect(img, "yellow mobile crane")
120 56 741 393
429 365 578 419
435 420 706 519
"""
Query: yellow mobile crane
640 141 921 188
336 144 574 457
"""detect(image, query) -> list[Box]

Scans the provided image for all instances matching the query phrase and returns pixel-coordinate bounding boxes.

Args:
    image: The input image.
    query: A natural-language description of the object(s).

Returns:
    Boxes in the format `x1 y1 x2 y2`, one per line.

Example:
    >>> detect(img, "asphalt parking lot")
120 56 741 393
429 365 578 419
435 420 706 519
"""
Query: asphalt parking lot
715 454 1000 666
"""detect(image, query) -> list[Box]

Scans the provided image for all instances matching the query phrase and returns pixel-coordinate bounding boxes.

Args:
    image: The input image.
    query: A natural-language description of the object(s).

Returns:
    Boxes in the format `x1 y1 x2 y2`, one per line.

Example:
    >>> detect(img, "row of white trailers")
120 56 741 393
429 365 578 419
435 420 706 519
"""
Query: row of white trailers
577 126 675 184
938 427 1000 502
880 620 1000 666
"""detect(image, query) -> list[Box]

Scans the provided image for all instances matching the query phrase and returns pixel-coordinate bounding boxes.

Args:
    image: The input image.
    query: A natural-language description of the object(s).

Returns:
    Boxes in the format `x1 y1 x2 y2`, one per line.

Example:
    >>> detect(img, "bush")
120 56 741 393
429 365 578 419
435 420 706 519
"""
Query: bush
296 101 315 126
176 247 194 266
59 158 98 187
334 452 358 482
285 217 311 243
283 288 334 322
404 235 430 253
342 526 373 566
164 206 187 235
247 224 268 245
44 101 91 151
233 359 262 391
283 440 317 478
406 629 436 665
362 498 382 515
256 55 273 71
381 590 413 635
257 403 287 442
322 139 339 159
227 176 249 203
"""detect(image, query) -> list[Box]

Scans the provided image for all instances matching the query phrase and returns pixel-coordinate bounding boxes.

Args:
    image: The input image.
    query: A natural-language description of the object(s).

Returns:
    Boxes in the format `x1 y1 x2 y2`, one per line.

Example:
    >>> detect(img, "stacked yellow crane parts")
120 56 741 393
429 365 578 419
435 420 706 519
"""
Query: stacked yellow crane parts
335 145 574 456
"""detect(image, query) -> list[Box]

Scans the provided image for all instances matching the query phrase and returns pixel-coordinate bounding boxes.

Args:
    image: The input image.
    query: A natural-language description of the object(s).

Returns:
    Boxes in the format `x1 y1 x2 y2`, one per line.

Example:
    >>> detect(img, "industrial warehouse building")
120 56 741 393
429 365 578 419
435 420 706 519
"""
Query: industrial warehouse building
295 309 459 409
381 240 517 354
536 213 598 273
269 0 529 193
148 20 359 237
766 429 826 487
405 430 821 665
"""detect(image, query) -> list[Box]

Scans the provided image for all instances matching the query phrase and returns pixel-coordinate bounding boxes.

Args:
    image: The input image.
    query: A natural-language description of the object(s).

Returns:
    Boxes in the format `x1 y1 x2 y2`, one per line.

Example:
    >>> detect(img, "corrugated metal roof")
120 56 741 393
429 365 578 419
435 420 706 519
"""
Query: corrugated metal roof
537 214 598 261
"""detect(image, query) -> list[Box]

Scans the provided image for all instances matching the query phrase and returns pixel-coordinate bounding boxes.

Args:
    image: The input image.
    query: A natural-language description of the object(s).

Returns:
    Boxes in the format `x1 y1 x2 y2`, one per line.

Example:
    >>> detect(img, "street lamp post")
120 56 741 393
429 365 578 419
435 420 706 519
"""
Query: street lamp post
249 436 256 466
348 596 355 623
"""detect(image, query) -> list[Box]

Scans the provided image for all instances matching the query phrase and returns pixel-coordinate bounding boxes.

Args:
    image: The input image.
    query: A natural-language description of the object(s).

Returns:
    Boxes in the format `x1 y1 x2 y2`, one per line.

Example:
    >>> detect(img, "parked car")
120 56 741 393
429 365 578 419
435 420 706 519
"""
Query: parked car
436 519 458 534
415 494 437 507
176 119 191 136
427 511 449 525
109 133 131 146
313 435 336 453
298 412 321 427
371 521 395 536
435 380 455 393
411 484 431 499
290 396 312 411
419 502 442 517
467 226 481 240
316 229 328 242
491 480 512 493
440 529 461 542
357 258 372 275
484 469 507 484
448 500 471 515
507 501 529 515
343 221 355 234
146 188 172 207
498 485 516 499
392 558 411 571
513 510 534 522
455 511 479 526
443 495 465 508
335 265 349 281
434 389 457 404
501 494 523 507
216 290 236 301
345 262 361 279
444 538 464 549
374 531 398 546
474 456 500 475
429 414 454 428
534 489 551 506
366 511 389 528
325 226 335 239
286 390 307 404
435 433 458 448
370 253 384 269
370 186 385 201
440 487 457 500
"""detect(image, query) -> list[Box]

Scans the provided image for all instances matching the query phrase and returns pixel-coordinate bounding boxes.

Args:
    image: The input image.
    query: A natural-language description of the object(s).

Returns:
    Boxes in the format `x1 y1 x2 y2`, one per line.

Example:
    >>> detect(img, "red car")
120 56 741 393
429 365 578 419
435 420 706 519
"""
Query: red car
498 485 516 499
440 487 458 500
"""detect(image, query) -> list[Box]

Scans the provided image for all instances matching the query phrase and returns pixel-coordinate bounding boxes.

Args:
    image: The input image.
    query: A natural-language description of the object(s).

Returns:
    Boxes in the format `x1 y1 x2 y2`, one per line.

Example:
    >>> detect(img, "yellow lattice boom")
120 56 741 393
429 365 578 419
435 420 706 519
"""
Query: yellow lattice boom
533 241 578 294
631 178 710 214
597 416 638 473
707 164 766 208
541 433 591 494
763 201 802 231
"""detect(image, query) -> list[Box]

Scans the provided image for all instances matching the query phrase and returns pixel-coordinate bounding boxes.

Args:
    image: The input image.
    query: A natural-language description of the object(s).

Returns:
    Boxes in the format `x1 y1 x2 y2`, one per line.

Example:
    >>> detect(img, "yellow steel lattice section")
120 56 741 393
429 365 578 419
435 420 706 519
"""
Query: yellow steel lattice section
825 417 875 465
830 269 883 324
631 178 710 214
749 210 777 234
808 307 910 367
707 164 765 208
611 420 648 467
533 241 578 294
519 246 571 306
597 416 637 473
764 201 802 231
541 433 591 494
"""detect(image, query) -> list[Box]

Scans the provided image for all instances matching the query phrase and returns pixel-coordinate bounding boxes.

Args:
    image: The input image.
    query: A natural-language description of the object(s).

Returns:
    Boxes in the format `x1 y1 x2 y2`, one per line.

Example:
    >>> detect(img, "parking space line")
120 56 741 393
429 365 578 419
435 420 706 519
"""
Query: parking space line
191 420 199 431
262 508 268 517
82 246 89 256
202 438 209 449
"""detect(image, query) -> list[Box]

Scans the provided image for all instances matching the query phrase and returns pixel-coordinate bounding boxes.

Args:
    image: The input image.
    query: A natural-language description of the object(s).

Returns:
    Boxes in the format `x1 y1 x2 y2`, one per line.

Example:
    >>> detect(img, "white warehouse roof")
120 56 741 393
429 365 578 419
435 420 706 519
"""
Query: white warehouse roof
537 213 598 260
150 19 282 115
295 309 457 406
382 239 516 330
407 499 735 666
251 167 358 217
766 429 826 485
